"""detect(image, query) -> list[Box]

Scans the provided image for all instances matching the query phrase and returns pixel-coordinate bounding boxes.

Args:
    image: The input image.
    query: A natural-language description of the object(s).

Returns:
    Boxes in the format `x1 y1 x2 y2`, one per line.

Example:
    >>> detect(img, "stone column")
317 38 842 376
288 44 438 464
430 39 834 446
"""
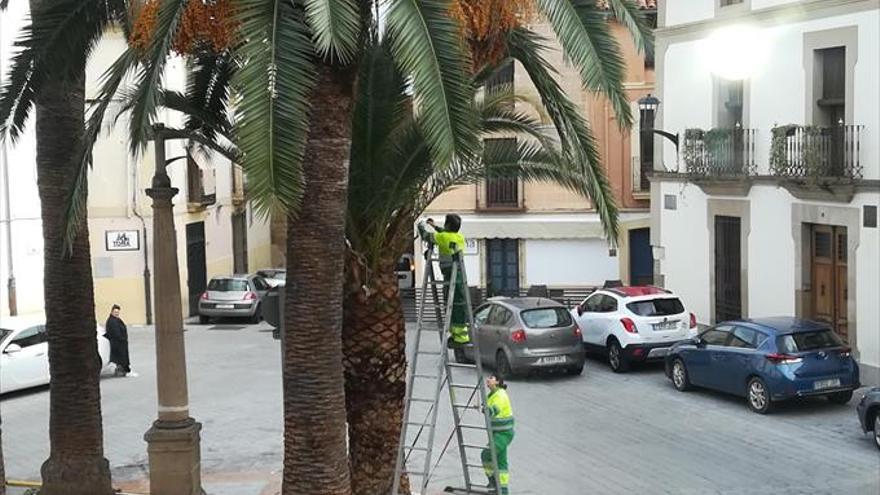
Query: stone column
143 125 203 494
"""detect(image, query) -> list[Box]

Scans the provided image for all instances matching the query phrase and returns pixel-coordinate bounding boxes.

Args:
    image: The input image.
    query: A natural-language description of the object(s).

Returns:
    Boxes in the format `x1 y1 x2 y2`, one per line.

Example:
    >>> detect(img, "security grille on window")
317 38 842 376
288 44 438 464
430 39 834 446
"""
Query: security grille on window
484 138 519 208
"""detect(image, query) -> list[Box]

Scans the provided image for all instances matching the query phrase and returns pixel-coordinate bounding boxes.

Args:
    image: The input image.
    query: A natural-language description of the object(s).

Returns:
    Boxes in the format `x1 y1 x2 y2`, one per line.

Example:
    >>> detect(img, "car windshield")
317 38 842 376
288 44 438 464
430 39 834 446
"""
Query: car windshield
0 328 11 343
521 307 572 328
395 258 411 271
627 298 685 317
777 329 843 353
208 279 249 291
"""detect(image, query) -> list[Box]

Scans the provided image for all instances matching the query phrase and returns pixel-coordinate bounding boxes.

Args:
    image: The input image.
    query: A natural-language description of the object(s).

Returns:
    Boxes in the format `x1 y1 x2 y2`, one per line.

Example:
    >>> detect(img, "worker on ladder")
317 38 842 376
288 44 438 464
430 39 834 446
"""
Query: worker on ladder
482 374 514 494
417 214 471 349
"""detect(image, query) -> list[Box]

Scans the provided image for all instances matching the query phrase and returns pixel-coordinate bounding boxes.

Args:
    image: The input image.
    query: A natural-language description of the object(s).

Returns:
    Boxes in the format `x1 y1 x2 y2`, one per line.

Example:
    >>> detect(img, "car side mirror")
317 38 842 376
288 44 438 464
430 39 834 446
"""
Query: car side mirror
4 343 22 354
693 337 705 348
576 306 584 316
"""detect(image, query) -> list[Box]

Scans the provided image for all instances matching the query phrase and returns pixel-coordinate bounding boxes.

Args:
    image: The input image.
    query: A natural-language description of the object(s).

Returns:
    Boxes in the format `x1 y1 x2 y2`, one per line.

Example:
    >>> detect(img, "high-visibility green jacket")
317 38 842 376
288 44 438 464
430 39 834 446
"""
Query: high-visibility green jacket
486 387 514 432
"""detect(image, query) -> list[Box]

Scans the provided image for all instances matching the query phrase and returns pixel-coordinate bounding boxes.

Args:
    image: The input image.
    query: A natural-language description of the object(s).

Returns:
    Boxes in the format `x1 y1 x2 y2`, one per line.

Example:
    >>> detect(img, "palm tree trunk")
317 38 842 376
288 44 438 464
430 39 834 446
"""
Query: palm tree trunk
33 46 113 495
282 64 355 495
343 252 410 495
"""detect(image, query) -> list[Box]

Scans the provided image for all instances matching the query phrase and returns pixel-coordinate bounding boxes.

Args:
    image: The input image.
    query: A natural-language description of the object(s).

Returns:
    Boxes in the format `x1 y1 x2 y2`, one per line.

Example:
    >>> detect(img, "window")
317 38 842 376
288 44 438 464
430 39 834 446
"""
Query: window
253 278 269 291
816 47 846 125
10 325 46 349
720 0 743 5
521 308 572 329
0 328 11 344
474 305 493 325
582 294 602 313
488 306 512 326
729 326 761 349
627 298 685 317
598 295 618 313
700 325 732 346
777 329 843 353
484 138 519 208
716 79 743 129
208 278 249 292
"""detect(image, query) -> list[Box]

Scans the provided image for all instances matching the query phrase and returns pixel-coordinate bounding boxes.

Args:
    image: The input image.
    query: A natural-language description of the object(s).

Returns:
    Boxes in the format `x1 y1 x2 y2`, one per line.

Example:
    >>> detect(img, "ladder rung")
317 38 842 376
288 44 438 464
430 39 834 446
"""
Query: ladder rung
409 397 435 403
413 373 439 379
452 403 480 410
407 446 430 452
447 363 476 369
417 350 443 356
459 423 488 430
406 421 435 428
449 383 476 389
462 443 485 450
466 463 485 469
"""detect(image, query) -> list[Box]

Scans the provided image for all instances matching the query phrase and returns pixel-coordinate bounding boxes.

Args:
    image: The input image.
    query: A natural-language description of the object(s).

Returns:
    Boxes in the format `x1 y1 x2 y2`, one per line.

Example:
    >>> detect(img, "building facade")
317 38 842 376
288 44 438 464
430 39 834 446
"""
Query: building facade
652 0 880 382
0 8 270 324
417 2 658 295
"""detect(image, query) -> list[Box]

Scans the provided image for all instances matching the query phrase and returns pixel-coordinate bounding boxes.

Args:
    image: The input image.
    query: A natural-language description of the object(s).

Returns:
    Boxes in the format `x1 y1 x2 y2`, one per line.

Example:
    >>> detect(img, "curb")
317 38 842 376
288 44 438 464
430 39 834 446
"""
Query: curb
6 480 145 495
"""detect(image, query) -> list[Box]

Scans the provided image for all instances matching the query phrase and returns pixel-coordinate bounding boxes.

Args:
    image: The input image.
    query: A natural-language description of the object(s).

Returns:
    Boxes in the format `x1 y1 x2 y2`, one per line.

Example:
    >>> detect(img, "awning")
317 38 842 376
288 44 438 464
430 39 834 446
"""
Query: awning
421 212 650 240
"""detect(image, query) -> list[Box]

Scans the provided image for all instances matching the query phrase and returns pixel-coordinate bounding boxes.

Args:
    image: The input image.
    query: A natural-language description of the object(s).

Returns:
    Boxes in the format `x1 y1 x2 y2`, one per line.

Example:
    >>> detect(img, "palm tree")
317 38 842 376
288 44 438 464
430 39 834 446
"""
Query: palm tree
0 1 132 493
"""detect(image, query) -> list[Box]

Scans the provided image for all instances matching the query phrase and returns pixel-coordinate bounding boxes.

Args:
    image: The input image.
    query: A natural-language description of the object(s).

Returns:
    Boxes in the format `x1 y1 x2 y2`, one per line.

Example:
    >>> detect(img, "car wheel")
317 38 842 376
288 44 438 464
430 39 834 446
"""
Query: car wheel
826 390 853 405
671 358 691 392
565 363 584 376
874 415 880 451
608 340 629 373
747 377 773 414
495 350 513 379
249 305 262 324
198 315 210 325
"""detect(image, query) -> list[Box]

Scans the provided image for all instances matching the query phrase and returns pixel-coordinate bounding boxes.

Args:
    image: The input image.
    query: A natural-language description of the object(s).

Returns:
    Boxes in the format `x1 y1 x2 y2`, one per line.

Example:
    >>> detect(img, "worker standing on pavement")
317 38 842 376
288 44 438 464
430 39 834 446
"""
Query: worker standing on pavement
416 214 471 349
482 374 514 494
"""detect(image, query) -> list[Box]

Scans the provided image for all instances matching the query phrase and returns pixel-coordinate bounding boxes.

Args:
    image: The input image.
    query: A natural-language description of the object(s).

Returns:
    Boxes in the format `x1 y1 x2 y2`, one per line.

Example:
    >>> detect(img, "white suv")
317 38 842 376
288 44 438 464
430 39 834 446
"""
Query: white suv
571 287 697 372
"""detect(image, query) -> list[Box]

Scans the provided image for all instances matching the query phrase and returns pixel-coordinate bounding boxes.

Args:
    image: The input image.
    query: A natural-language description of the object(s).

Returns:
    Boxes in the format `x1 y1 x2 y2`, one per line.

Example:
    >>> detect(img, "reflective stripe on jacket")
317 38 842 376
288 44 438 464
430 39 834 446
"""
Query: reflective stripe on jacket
487 388 514 431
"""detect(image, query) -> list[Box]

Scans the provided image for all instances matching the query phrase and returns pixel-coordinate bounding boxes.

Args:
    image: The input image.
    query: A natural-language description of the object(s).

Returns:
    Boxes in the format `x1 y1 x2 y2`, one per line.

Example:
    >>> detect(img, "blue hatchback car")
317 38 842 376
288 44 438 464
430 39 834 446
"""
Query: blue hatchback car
665 317 860 413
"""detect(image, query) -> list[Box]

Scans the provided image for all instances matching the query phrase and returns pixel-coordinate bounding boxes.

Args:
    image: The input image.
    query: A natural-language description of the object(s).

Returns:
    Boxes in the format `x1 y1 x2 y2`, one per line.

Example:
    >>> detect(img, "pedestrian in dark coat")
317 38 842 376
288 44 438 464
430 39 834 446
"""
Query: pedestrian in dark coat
105 304 131 376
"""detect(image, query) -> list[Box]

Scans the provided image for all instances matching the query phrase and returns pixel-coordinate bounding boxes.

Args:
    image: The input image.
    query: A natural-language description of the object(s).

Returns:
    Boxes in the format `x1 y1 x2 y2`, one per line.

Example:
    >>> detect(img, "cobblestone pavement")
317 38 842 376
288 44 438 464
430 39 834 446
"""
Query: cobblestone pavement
2 322 878 494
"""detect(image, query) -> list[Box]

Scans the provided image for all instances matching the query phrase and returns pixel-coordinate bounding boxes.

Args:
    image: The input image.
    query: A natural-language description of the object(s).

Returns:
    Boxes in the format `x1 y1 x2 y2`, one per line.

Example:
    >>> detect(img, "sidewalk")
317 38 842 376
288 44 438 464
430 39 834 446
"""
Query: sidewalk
5 471 282 495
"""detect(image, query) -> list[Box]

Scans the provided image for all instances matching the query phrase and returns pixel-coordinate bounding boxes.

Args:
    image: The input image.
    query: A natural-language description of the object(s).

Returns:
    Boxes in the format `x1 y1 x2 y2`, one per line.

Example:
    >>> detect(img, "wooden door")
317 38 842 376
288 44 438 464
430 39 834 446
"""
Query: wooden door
811 225 848 340
486 239 519 297
714 216 742 323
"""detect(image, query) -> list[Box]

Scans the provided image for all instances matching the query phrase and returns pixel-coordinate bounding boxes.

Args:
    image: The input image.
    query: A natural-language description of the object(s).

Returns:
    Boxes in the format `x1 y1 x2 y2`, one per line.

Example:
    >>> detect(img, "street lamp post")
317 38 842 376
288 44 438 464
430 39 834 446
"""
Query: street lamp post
143 124 203 495
637 94 680 184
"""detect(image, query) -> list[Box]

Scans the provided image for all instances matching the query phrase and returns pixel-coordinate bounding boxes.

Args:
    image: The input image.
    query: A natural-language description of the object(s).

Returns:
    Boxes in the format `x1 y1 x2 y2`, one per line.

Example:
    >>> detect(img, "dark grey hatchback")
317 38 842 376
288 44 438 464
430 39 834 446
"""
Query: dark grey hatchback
857 387 880 451
464 297 585 378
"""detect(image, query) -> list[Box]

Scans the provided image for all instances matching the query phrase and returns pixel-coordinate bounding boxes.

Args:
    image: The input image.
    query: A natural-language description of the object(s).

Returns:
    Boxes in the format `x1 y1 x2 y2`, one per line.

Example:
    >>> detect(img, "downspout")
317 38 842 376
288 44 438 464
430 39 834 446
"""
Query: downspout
1 24 16 316
130 151 153 324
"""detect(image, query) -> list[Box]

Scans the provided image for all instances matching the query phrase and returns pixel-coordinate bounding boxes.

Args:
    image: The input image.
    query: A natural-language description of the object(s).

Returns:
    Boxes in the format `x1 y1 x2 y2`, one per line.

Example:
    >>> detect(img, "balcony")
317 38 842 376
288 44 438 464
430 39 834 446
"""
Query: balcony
186 151 216 211
770 124 863 180
682 127 757 177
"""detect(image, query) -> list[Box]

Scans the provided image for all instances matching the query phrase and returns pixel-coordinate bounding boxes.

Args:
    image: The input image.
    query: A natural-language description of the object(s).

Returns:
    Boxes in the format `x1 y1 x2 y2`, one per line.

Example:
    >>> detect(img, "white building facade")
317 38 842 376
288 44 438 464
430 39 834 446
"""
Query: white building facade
1 7 271 324
652 0 880 383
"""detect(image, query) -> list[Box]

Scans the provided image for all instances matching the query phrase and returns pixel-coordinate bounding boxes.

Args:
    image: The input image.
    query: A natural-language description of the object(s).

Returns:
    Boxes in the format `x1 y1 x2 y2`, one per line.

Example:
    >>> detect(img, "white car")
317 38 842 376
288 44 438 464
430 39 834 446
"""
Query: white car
0 315 110 394
571 286 697 372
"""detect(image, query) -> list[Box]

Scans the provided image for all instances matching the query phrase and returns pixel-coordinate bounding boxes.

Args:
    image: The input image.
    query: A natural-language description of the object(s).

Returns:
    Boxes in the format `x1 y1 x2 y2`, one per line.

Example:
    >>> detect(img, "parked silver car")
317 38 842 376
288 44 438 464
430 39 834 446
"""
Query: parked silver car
465 297 585 377
198 275 271 324
256 268 286 288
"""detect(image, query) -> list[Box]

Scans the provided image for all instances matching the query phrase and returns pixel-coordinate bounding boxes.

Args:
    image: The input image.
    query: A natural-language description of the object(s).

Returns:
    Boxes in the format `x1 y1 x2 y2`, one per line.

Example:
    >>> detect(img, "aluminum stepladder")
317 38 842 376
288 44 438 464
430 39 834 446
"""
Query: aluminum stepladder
391 243 501 495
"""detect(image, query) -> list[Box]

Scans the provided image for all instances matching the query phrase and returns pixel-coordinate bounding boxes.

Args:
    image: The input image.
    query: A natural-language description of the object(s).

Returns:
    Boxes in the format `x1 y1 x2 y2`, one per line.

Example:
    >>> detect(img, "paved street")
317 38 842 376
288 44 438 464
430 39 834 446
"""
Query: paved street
2 322 878 494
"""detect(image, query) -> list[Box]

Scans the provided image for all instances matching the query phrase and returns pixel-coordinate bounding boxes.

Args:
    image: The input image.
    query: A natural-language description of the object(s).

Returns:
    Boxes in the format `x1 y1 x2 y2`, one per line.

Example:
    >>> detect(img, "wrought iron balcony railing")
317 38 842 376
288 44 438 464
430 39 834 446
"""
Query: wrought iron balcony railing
681 127 757 177
770 124 863 180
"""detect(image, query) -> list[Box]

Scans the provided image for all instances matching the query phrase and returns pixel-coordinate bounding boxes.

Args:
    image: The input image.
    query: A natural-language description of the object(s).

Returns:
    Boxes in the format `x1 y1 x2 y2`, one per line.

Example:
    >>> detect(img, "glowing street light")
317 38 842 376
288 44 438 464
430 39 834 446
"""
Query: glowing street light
703 25 768 80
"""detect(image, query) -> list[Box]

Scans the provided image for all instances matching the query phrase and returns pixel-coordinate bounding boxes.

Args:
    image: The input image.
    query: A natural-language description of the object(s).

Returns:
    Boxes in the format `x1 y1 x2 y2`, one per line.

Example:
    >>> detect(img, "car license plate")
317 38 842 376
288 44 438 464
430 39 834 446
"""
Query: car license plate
813 378 841 390
537 356 566 365
653 321 678 331
217 304 234 309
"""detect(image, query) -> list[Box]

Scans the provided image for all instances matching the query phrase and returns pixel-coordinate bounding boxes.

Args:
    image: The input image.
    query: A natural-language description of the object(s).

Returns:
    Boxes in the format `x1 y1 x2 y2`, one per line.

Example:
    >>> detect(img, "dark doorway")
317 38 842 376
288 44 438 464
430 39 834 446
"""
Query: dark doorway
486 239 519 297
714 216 742 323
186 222 207 317
629 228 653 286
232 212 248 274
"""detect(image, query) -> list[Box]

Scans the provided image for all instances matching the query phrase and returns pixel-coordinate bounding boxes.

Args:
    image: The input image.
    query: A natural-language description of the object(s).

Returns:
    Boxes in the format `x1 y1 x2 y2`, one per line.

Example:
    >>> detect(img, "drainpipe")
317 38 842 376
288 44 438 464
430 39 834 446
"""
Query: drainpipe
130 151 153 324
1 23 16 316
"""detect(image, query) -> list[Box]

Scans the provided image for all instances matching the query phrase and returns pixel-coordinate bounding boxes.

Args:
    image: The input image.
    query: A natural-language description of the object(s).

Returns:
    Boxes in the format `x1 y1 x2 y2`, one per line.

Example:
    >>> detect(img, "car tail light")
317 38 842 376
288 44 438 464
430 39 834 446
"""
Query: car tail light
574 325 582 338
838 347 852 358
766 353 803 364
200 292 209 300
620 318 637 334
511 329 527 343
689 313 697 329
243 291 257 301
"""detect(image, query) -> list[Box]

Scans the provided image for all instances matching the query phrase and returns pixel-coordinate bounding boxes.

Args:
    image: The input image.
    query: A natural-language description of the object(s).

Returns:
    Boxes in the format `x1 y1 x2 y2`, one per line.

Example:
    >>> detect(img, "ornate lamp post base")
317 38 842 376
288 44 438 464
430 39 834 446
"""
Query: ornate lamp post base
144 419 203 495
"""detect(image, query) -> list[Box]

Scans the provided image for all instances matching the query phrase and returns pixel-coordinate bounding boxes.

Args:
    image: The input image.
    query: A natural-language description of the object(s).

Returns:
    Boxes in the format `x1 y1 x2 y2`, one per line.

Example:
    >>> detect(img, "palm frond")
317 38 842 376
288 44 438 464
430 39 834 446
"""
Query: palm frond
126 0 189 154
534 0 632 128
0 0 124 142
303 0 360 63
508 27 619 241
604 0 654 57
386 0 478 166
232 0 316 215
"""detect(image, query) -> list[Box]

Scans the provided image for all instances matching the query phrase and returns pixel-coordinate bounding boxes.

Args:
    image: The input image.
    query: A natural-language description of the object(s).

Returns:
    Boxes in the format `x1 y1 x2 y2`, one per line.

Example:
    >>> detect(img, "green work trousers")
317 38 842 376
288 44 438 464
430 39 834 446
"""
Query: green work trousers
481 429 514 494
